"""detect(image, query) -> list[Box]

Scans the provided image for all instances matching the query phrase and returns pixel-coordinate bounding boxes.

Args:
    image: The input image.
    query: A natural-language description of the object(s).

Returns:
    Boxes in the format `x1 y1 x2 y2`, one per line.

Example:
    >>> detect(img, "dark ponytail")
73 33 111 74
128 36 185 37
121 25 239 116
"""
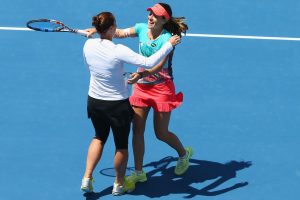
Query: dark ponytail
159 3 188 37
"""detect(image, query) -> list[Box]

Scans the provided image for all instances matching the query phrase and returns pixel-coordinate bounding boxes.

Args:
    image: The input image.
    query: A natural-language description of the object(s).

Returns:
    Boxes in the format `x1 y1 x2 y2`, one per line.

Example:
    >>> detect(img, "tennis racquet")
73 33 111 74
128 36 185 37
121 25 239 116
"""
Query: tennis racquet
26 19 88 37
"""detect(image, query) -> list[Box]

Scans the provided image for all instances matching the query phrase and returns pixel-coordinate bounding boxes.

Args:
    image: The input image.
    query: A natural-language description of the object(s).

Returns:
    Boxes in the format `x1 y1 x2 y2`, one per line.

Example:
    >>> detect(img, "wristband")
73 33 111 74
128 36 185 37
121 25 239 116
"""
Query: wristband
123 28 131 37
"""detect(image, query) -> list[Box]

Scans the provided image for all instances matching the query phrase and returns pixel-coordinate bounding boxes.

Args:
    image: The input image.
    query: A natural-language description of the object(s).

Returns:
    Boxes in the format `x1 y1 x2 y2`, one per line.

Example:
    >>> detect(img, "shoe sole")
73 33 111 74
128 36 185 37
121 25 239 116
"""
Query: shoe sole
127 188 135 193
112 191 124 196
112 188 135 195
81 188 93 193
137 177 147 183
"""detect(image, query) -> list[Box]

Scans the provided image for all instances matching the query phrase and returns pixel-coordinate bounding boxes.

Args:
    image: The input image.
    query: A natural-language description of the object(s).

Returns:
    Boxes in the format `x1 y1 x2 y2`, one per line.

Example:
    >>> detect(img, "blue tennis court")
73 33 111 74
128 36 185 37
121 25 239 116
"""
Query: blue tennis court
1 0 299 200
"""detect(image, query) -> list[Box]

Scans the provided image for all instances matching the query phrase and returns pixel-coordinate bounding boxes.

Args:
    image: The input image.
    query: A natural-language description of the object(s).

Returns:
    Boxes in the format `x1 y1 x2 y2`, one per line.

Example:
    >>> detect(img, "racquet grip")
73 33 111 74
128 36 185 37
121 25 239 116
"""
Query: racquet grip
76 29 89 37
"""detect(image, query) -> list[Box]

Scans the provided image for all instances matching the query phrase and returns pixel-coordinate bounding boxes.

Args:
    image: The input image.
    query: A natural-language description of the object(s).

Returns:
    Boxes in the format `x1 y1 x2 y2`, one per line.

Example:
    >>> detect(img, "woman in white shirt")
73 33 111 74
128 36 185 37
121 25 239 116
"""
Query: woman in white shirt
80 11 180 196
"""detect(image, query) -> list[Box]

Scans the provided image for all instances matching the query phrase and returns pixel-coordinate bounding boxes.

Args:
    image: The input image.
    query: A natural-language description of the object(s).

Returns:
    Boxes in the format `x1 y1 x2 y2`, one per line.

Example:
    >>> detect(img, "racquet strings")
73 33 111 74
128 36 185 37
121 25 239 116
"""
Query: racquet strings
28 21 64 32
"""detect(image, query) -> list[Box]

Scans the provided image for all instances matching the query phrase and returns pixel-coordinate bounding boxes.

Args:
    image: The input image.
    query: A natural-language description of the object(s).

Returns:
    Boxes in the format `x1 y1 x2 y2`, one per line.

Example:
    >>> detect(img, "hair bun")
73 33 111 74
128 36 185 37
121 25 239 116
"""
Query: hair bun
92 12 115 34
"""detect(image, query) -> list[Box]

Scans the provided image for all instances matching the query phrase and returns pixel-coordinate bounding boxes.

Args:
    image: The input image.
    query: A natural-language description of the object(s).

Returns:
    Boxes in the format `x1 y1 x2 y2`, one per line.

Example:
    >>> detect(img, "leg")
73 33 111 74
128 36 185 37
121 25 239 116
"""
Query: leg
153 111 186 157
111 118 130 185
132 106 150 171
114 149 128 185
83 114 110 179
83 138 105 179
153 111 193 175
110 99 135 194
109 99 133 185
112 148 135 195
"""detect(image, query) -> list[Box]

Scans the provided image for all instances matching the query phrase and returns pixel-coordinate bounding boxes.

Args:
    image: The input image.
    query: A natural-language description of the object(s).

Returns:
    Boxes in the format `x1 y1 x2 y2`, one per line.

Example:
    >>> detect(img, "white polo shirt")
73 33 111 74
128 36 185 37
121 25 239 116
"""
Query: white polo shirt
83 38 173 100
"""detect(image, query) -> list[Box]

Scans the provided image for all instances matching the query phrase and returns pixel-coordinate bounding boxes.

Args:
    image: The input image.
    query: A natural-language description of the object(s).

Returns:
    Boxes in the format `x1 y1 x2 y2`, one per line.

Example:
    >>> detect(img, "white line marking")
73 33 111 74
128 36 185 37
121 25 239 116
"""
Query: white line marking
185 33 300 41
1 26 300 41
0 27 32 31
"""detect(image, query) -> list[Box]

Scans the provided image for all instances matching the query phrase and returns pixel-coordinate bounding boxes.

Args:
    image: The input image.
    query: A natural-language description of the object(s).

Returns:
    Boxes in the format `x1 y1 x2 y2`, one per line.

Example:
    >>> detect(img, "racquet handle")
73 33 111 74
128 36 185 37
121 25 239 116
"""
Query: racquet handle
76 29 89 37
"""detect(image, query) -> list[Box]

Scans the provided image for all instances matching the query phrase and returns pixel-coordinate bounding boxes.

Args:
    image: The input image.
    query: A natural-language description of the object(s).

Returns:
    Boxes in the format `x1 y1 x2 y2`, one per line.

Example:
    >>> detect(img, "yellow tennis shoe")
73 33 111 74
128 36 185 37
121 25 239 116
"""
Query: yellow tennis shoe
175 147 193 175
126 171 147 184
112 177 135 195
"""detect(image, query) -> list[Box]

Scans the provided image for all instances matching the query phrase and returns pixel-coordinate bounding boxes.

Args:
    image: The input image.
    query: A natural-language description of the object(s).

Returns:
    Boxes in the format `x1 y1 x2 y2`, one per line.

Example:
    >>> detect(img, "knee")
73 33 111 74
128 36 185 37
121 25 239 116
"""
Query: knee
93 136 106 145
155 131 168 141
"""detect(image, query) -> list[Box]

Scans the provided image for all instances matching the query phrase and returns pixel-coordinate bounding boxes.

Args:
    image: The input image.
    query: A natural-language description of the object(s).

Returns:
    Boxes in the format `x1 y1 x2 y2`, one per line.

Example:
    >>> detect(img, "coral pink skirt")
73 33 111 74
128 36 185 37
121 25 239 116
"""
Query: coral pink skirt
129 80 183 112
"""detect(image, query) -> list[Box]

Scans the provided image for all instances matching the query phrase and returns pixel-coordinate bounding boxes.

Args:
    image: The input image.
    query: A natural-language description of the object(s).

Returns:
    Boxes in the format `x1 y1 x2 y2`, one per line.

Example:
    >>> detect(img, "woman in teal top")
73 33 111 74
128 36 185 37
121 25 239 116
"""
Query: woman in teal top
117 3 193 184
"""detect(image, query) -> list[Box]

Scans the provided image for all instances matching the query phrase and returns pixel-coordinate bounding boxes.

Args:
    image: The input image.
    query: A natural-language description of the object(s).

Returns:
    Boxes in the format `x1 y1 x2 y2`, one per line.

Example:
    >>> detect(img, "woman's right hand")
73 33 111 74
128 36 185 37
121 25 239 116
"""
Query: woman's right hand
127 73 140 84
84 28 97 38
168 35 181 46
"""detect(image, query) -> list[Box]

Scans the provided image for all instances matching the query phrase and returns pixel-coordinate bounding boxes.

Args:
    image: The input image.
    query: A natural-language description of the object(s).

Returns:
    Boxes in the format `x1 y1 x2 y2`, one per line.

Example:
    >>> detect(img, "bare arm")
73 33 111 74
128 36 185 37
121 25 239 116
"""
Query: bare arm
145 56 169 75
114 27 137 38
84 27 136 38
127 56 168 84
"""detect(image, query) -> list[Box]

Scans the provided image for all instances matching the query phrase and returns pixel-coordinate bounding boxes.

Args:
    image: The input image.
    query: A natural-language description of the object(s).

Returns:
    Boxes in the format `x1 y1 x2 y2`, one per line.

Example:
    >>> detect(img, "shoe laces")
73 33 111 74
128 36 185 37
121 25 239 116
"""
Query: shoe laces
131 171 138 176
177 157 187 167
82 178 93 185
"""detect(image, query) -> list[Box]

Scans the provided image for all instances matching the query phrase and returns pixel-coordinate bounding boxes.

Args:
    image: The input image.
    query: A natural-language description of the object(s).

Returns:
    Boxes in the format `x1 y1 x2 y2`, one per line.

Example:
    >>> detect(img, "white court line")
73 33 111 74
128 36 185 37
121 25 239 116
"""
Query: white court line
185 33 300 41
1 26 300 41
0 27 32 31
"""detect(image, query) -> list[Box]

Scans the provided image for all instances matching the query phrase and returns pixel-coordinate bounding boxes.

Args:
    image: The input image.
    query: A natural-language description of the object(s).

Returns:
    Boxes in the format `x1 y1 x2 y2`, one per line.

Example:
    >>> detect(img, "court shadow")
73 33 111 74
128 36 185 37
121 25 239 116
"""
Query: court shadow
131 157 252 198
86 156 252 199
83 187 112 200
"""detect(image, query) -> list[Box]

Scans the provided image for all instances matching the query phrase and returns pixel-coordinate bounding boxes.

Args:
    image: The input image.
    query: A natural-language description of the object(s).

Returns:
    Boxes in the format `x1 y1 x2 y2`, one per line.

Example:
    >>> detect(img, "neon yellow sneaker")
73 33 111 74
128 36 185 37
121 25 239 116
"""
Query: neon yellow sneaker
175 147 193 175
126 171 147 184
112 177 135 196
80 178 94 193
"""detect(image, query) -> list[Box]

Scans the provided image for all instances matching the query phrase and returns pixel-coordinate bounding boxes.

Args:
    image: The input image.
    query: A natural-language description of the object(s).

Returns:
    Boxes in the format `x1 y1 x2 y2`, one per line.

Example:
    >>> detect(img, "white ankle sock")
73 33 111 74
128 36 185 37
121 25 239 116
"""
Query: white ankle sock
180 152 188 160
135 170 143 175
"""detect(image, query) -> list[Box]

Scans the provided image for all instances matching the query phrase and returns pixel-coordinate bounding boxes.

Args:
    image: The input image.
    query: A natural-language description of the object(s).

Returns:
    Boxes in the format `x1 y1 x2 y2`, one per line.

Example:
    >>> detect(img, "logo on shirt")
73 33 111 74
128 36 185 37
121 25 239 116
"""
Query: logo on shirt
151 43 157 47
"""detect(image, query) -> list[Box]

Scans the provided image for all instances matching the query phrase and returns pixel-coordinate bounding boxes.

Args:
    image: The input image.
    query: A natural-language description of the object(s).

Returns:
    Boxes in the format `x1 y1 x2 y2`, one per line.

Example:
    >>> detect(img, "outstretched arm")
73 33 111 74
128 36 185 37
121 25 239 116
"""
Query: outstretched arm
84 27 136 38
114 27 136 38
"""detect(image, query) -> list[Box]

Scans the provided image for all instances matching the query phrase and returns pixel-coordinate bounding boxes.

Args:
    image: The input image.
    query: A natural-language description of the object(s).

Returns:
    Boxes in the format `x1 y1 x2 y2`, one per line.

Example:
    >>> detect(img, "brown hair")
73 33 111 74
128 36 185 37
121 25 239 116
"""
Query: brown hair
159 3 188 37
92 12 115 33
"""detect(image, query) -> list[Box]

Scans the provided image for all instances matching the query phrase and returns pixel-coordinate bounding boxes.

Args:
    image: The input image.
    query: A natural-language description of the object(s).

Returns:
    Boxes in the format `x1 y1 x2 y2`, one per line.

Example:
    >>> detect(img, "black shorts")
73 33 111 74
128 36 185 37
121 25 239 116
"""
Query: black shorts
87 96 134 149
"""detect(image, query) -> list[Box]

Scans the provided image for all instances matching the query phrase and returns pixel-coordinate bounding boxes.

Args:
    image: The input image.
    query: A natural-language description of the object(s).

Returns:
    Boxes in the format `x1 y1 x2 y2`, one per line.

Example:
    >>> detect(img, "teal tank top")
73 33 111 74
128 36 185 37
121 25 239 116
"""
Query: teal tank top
134 23 174 84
